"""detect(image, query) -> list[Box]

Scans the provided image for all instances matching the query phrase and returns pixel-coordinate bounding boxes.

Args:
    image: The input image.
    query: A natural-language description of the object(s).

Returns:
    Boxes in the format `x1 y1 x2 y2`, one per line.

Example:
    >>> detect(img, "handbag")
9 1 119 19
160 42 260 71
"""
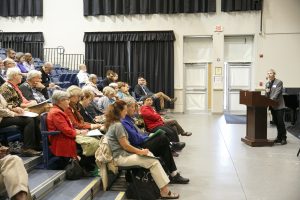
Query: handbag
65 159 84 180
125 168 160 200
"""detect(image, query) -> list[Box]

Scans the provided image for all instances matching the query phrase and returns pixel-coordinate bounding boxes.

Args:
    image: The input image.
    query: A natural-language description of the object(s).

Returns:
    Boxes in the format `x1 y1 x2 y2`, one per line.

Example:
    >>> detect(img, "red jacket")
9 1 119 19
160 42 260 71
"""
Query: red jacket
47 105 77 158
140 105 164 131
64 107 91 130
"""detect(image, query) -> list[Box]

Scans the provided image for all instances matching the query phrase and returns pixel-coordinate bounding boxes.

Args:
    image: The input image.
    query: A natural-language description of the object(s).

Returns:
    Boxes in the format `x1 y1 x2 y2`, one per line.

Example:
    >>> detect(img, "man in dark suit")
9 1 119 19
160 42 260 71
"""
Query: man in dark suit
134 76 177 113
265 69 287 145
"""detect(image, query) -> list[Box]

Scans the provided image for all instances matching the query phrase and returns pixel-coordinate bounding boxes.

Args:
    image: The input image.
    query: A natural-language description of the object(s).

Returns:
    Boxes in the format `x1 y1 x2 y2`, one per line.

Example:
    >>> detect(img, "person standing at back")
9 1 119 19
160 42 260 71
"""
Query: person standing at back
265 69 287 145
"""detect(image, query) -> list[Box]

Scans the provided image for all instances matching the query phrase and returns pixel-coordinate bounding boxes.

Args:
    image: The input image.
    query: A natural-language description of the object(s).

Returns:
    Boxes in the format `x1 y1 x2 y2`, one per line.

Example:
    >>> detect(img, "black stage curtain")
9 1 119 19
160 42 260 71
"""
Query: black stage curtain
84 41 128 82
130 41 174 106
221 0 262 12
0 32 44 59
84 31 175 105
83 0 216 16
0 0 43 17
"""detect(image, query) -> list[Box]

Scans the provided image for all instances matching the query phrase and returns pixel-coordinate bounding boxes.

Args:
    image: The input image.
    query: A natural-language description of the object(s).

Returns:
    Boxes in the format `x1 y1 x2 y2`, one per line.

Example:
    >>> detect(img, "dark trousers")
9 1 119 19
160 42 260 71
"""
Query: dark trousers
153 98 161 111
164 119 185 135
152 125 179 142
271 109 287 140
0 116 40 149
141 134 177 174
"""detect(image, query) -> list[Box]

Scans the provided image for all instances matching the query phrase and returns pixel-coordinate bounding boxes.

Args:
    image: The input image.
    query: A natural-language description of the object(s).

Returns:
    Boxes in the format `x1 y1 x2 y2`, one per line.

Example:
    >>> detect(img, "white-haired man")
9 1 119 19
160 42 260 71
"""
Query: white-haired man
265 69 287 145
19 70 47 103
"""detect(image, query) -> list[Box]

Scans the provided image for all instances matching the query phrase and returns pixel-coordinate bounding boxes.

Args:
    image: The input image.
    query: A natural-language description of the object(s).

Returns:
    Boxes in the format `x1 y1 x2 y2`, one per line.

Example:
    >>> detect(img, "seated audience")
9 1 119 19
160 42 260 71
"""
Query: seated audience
23 53 35 71
140 95 185 150
0 94 41 156
0 58 5 85
83 74 103 98
104 100 179 199
19 70 47 103
40 62 58 99
77 64 89 87
65 86 102 130
0 147 31 200
101 70 115 88
0 68 37 109
117 82 135 101
113 72 118 82
96 86 117 112
78 88 103 124
121 99 189 184
2 58 16 80
6 48 16 65
15 53 28 76
47 90 96 172
47 90 85 169
134 76 177 112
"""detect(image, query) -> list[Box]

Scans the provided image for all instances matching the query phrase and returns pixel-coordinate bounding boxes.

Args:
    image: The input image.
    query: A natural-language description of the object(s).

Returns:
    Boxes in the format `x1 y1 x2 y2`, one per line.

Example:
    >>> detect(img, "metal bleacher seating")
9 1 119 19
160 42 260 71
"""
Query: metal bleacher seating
0 126 22 145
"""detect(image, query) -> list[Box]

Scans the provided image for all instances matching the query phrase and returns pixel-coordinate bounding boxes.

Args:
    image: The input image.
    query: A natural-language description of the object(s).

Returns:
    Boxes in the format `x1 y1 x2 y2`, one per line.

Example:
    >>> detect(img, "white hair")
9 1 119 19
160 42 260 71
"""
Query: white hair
6 67 21 80
51 90 70 104
26 70 42 80
89 74 97 81
103 86 116 96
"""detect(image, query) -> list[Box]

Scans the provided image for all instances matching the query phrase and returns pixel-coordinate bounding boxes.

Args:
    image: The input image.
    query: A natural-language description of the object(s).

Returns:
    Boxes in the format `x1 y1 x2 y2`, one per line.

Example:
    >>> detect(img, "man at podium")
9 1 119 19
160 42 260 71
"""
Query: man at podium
265 69 287 145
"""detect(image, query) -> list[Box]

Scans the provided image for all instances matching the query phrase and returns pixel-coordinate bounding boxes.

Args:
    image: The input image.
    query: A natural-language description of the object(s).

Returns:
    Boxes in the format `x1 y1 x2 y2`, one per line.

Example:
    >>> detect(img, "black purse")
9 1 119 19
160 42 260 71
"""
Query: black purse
65 159 84 180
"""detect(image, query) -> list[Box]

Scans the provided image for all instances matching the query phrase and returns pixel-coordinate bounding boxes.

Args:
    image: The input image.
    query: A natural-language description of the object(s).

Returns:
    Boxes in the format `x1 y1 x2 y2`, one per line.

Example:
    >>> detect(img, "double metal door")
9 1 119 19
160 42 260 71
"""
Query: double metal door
185 63 208 113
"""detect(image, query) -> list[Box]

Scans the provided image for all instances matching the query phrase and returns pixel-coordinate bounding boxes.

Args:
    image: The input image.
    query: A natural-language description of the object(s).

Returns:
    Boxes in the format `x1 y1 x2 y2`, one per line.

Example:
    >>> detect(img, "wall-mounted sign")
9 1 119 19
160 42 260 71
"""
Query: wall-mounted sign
215 25 223 32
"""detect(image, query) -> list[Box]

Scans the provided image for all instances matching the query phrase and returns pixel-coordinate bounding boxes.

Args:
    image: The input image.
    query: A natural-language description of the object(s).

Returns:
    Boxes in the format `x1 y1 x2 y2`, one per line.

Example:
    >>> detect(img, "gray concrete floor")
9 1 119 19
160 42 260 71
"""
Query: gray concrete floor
169 113 300 200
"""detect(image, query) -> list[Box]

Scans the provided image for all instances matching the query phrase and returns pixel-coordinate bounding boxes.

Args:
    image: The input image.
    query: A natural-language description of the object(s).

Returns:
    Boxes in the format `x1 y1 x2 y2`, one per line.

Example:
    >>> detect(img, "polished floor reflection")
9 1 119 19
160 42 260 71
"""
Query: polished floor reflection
169 113 300 200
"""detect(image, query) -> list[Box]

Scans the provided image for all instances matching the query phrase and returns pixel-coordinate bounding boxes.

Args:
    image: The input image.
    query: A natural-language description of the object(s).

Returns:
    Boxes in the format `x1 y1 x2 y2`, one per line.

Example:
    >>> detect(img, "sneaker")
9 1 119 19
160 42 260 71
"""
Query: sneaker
170 173 189 184
21 148 42 157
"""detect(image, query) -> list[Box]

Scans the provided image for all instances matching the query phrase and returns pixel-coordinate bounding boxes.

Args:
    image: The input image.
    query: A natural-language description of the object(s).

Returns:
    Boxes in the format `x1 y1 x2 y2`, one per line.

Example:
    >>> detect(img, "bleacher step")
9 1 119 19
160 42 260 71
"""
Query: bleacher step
42 177 101 200
28 169 65 200
23 156 43 172
93 191 125 200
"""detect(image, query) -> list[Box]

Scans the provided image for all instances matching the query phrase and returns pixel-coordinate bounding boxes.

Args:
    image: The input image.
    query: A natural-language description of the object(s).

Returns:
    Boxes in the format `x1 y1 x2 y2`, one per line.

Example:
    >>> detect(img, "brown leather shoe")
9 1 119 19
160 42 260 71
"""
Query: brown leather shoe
21 148 41 157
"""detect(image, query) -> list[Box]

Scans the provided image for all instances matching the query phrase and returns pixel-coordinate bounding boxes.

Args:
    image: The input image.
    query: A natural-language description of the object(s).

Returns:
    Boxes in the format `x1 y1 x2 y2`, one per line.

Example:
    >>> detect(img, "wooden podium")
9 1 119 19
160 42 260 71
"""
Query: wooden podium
240 90 277 147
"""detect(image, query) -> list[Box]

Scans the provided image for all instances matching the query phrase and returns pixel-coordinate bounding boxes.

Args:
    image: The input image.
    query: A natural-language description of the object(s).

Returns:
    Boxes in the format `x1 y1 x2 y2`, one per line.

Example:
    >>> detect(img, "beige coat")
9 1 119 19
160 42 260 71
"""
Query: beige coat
0 94 15 123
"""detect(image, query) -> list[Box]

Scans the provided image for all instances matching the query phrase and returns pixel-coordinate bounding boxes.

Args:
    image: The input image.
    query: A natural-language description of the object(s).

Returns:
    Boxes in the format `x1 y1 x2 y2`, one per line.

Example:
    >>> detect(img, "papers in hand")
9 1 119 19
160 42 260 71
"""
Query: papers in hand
21 111 39 117
27 99 51 108
87 129 103 136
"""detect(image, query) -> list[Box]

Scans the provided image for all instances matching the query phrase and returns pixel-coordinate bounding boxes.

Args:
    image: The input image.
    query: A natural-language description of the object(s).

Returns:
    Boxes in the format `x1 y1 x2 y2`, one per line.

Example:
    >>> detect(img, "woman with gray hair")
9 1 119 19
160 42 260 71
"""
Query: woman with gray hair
95 86 117 112
65 86 102 130
47 90 83 169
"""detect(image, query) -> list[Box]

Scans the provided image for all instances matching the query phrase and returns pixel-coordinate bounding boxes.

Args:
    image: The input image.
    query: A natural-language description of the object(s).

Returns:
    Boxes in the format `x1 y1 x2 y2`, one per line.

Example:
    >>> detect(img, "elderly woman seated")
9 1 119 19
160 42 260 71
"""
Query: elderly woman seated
0 94 41 156
121 99 189 184
116 82 135 101
65 86 102 130
104 100 179 199
78 88 105 124
47 90 96 171
95 86 117 112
